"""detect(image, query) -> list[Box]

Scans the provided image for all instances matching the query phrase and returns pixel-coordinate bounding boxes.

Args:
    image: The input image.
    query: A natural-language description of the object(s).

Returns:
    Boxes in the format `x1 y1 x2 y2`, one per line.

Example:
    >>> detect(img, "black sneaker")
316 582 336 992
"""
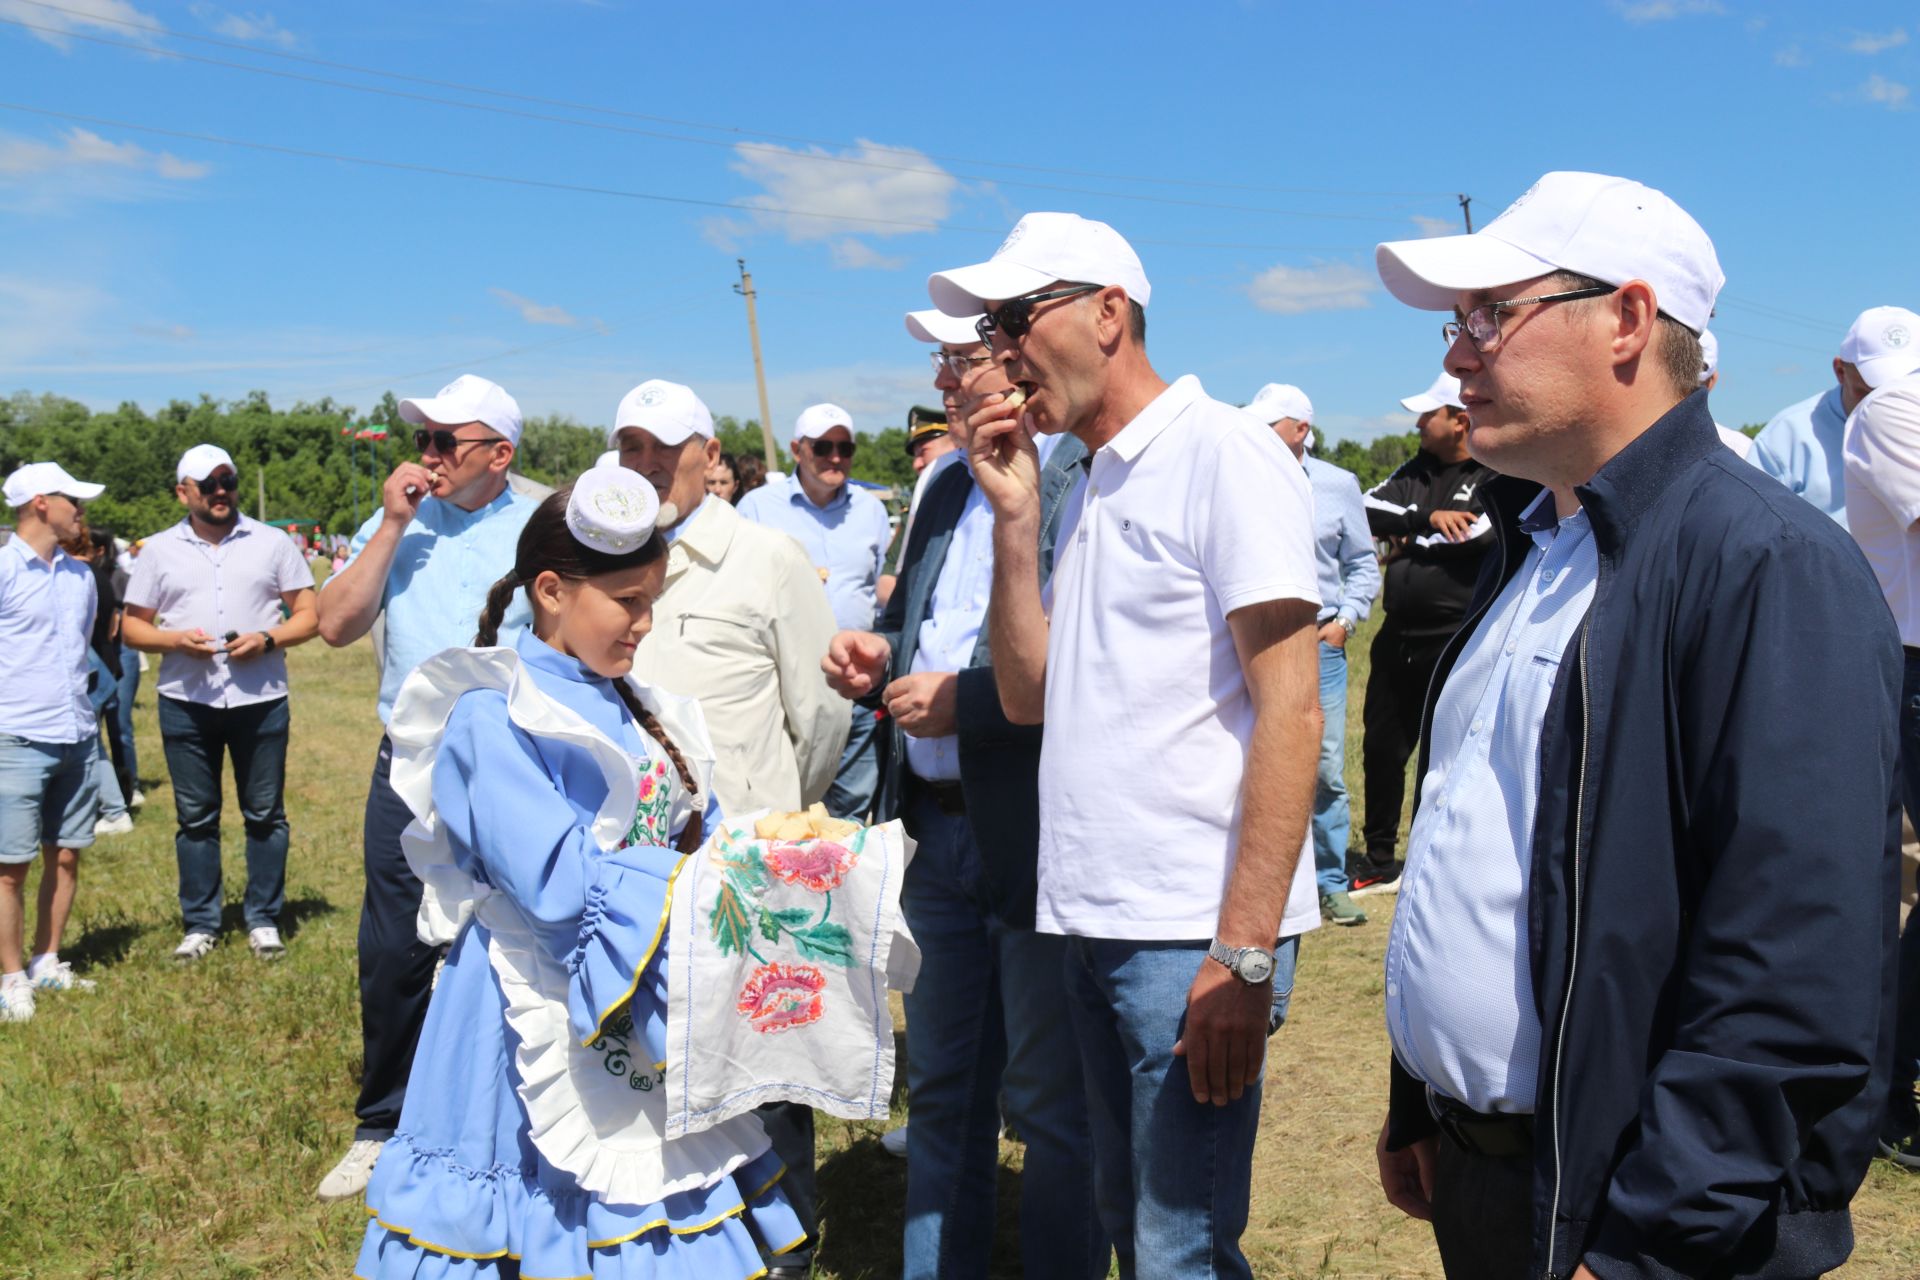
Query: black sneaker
1350 859 1405 899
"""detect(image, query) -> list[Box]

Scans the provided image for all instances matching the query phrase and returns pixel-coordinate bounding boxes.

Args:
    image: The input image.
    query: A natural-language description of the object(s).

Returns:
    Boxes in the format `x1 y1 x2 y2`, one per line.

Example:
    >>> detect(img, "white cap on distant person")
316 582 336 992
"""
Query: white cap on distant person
1699 330 1719 385
1401 372 1465 414
4 461 104 508
794 403 854 440
1841 306 1920 390
1376 171 1723 335
177 443 236 484
610 379 714 447
399 374 525 446
1246 383 1313 425
928 212 1152 317
904 309 984 346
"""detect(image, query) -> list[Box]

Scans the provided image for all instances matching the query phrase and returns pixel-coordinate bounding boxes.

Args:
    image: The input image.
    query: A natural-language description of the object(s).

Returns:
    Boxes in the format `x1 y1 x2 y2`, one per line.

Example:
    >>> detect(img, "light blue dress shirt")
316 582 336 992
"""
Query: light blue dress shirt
905 459 994 783
736 476 891 632
0 538 98 743
1384 491 1598 1115
1303 454 1381 628
1749 386 1849 529
342 487 539 723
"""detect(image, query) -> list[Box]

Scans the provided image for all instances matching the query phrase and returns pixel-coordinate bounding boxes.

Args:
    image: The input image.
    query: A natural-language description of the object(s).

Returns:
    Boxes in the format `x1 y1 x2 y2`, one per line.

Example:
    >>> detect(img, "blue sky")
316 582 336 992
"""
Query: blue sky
2 0 1914 444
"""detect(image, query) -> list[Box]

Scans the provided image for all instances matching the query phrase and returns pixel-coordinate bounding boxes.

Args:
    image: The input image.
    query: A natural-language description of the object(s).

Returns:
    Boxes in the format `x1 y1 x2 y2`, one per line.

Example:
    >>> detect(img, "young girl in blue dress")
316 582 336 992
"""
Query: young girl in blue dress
355 466 803 1280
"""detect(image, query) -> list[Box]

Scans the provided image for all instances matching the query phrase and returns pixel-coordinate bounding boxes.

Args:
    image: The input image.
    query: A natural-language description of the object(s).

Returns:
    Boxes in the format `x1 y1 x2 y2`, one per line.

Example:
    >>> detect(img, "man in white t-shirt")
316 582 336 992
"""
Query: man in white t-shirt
930 212 1324 1279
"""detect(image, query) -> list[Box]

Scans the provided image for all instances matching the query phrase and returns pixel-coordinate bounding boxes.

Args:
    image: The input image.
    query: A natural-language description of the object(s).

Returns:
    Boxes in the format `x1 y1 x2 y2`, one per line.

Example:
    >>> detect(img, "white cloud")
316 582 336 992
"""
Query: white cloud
828 239 906 271
1611 0 1724 21
722 139 958 244
488 288 581 327
1409 214 1456 238
1847 28 1908 55
0 0 157 48
132 322 196 341
1858 73 1912 109
1245 262 1377 315
0 127 210 180
189 3 297 47
1774 43 1807 67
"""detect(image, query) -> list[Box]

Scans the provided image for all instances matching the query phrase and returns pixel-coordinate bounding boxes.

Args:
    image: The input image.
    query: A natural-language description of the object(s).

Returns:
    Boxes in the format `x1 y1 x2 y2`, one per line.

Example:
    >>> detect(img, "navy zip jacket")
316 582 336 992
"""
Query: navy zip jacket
1385 392 1902 1280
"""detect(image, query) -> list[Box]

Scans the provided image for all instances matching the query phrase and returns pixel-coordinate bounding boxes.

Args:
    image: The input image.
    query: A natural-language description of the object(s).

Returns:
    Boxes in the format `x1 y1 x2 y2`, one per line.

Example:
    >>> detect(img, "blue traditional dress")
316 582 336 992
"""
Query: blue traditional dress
354 627 804 1280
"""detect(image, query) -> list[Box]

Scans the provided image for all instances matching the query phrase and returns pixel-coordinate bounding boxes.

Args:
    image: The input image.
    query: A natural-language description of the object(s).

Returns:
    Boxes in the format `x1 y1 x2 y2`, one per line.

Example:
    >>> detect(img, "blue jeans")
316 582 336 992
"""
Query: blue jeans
899 792 1107 1280
107 645 141 797
1888 652 1920 1139
158 696 290 933
1313 639 1352 896
93 727 127 822
825 703 881 822
1063 935 1299 1280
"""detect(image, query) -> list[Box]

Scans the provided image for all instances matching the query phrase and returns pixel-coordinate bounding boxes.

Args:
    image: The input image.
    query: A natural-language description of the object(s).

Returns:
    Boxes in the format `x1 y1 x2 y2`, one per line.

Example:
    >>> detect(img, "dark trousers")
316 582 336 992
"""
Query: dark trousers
1360 621 1453 864
757 1101 817 1268
156 695 290 933
105 645 141 798
1887 652 1920 1140
1431 1132 1534 1280
354 735 438 1141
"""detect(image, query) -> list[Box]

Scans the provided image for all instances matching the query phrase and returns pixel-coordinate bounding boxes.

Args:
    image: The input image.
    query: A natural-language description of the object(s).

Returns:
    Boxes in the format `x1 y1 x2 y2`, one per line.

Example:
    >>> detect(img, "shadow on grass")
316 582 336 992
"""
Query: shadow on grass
63 918 153 970
222 892 340 941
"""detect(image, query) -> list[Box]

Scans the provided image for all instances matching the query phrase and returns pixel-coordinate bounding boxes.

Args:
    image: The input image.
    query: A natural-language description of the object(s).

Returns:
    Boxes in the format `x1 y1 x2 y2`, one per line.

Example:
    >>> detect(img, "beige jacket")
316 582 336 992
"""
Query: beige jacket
633 497 848 816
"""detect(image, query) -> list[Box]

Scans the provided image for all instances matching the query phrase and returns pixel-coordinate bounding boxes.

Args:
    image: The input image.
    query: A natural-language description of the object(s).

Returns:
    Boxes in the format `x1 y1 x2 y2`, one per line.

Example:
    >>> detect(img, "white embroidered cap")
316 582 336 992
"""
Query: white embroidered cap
566 463 667 555
1840 306 1920 390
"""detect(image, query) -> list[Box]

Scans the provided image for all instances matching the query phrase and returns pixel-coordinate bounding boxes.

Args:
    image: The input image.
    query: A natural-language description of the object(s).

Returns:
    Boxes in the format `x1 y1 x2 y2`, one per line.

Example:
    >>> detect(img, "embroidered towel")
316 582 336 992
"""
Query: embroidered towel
664 813 919 1138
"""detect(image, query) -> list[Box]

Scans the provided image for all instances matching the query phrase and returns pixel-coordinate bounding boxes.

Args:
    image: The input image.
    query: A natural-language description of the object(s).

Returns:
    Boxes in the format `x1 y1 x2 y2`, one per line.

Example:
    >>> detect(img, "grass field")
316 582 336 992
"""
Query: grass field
2 617 1916 1279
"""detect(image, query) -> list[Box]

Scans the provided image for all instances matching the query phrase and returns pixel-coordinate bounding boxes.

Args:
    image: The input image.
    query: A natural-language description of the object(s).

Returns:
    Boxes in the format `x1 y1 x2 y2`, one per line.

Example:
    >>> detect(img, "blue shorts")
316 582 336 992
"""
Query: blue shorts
0 733 99 862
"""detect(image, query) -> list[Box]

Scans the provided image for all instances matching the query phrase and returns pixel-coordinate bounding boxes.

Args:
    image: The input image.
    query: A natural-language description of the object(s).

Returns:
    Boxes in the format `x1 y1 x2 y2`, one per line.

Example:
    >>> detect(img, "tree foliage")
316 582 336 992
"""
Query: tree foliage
1319 432 1423 490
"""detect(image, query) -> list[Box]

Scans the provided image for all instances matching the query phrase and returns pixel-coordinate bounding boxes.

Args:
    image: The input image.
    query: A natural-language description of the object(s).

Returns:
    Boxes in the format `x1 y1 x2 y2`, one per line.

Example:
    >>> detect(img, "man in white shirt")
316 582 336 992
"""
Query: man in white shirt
0 462 107 1021
932 212 1324 1278
1839 315 1920 1170
123 444 319 963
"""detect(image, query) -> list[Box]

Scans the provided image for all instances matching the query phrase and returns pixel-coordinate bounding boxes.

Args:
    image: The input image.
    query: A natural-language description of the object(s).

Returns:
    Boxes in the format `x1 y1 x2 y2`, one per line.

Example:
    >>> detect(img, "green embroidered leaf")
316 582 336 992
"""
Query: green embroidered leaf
790 921 854 966
756 906 783 943
710 881 752 956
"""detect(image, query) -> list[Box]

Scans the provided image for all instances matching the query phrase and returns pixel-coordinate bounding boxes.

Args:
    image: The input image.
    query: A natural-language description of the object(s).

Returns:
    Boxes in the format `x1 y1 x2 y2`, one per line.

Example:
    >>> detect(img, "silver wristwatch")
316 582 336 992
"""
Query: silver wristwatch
1208 938 1276 985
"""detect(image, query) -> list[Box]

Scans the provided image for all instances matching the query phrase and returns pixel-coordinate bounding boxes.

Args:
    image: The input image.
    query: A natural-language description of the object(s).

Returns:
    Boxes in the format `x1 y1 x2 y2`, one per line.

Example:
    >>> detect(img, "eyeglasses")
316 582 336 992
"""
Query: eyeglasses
1442 285 1617 352
194 473 240 494
413 428 500 456
975 283 1104 346
929 350 995 378
808 439 857 462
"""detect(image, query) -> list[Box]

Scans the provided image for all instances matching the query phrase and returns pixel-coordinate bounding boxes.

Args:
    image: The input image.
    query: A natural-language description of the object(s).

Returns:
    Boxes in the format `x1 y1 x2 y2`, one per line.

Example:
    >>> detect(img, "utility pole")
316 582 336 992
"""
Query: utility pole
734 259 779 466
257 468 267 522
1458 193 1474 233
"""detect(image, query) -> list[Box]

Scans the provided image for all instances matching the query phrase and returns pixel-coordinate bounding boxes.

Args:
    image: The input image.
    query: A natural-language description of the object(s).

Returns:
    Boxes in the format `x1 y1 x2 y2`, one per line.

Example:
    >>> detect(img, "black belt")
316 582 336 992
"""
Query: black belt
911 776 967 816
1427 1087 1534 1159
1904 645 1920 659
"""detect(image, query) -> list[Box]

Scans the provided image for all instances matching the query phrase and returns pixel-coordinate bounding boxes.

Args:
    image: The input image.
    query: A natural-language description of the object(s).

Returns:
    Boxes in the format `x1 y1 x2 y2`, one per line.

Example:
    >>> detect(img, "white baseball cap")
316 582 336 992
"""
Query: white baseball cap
176 443 236 484
4 461 104 508
904 308 984 346
1400 372 1465 414
1376 171 1723 335
1698 330 1719 385
1840 306 1920 389
399 374 524 446
610 379 714 447
928 212 1152 317
1246 383 1314 425
794 403 854 441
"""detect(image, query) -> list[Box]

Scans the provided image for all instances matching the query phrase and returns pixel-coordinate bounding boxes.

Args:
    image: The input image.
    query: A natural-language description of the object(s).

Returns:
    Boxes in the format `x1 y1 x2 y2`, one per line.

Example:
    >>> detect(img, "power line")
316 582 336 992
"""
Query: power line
8 0 1458 202
1715 296 1844 336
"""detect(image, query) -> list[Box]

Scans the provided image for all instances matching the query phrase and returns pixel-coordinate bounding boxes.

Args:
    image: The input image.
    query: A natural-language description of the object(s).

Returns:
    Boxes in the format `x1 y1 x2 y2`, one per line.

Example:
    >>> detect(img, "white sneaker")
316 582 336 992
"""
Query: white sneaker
130 789 147 810
30 961 96 993
248 926 286 961
880 1124 908 1158
0 982 34 1023
173 931 217 962
94 812 134 837
316 1138 383 1202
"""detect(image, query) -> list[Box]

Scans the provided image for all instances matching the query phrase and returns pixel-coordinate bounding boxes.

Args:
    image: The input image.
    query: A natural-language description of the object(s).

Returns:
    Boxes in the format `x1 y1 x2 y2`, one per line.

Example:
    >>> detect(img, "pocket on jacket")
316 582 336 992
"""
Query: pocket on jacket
675 609 764 657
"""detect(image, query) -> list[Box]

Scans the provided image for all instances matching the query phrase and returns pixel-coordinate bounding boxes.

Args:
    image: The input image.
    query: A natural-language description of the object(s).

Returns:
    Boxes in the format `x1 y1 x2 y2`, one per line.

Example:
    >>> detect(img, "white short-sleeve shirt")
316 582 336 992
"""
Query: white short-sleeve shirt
1036 375 1323 940
1843 373 1920 647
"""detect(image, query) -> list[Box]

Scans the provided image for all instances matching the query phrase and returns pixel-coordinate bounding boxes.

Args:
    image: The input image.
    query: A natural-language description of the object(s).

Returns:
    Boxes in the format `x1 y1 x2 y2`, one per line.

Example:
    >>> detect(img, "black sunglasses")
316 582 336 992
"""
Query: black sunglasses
194 473 240 494
808 439 857 461
413 428 500 456
976 283 1103 346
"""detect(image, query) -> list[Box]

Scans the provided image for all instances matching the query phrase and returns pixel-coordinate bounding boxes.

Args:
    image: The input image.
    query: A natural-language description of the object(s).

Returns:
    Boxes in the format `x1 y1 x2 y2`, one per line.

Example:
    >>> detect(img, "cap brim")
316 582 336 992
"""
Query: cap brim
60 481 106 500
928 259 1055 317
904 309 983 345
1400 393 1446 414
398 395 483 428
1376 233 1559 312
609 419 699 448
1858 351 1920 391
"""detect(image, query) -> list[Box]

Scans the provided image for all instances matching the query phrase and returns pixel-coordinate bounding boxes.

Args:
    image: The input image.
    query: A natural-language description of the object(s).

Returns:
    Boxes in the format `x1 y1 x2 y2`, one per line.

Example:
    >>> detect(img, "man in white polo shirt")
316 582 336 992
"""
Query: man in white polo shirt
933 212 1324 1278
123 444 319 963
0 462 107 1022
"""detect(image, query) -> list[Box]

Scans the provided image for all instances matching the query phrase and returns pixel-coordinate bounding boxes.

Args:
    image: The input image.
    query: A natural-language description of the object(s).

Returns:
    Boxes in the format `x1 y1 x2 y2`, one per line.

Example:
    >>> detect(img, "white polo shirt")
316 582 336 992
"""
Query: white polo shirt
1036 374 1322 941
1843 373 1920 647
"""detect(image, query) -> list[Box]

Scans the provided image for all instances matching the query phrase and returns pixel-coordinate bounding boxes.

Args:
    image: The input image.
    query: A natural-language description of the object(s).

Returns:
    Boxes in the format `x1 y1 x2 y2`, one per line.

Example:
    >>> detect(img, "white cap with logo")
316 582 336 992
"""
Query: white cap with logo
4 461 104 508
610 380 715 448
794 403 854 441
566 462 665 555
399 374 525 446
1246 383 1314 425
1376 171 1723 335
928 212 1152 317
904 309 984 346
177 443 236 484
1698 330 1719 385
1401 372 1465 415
1841 306 1920 390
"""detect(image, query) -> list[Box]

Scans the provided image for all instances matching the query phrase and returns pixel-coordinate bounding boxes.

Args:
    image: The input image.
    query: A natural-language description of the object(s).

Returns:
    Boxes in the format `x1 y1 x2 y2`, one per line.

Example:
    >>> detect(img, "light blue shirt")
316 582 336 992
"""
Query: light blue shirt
1303 454 1381 628
0 538 98 743
736 476 891 632
1749 386 1849 529
1384 492 1598 1115
662 495 706 544
342 486 539 723
905 460 993 783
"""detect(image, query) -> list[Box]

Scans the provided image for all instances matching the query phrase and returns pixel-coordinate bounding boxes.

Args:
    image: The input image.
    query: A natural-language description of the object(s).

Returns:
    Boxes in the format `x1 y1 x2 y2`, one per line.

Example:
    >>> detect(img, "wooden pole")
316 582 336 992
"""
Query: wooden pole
735 259 779 466
257 465 267 522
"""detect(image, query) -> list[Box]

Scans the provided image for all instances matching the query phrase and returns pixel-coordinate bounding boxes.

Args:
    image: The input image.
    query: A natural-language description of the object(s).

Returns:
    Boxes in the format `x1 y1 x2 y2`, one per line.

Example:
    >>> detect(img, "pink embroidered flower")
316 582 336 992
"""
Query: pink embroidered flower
638 772 657 803
736 962 827 1034
762 840 858 893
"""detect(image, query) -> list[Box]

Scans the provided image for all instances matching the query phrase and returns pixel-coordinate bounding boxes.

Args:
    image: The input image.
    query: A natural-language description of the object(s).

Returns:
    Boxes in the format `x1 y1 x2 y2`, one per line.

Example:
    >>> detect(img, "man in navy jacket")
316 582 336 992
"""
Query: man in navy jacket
1370 172 1901 1280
